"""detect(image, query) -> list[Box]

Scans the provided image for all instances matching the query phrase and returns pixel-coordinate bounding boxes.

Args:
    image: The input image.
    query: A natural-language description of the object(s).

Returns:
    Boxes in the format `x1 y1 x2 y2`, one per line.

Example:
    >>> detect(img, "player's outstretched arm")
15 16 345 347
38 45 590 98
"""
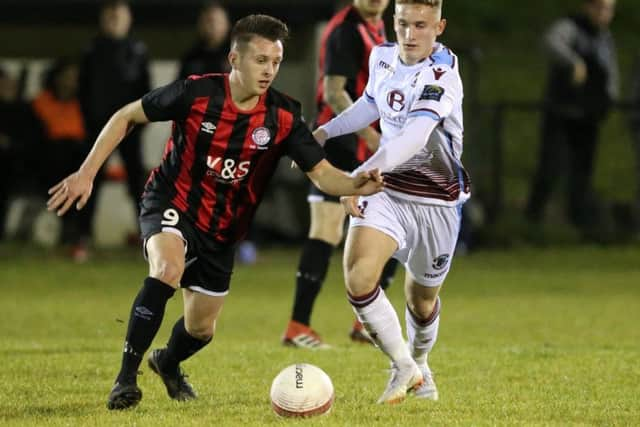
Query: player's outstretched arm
47 100 150 216
306 159 382 197
319 95 379 142
350 116 439 176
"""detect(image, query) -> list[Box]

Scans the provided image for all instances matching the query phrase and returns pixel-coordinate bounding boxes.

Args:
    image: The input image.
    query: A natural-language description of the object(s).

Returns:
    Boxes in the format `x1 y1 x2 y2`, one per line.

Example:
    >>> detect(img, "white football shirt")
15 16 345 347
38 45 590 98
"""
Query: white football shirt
364 42 470 206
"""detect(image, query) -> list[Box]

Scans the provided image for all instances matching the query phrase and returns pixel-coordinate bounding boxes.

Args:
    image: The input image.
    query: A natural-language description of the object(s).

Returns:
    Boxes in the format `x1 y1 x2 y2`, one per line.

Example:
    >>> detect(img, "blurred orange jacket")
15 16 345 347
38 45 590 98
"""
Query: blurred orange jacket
32 90 86 141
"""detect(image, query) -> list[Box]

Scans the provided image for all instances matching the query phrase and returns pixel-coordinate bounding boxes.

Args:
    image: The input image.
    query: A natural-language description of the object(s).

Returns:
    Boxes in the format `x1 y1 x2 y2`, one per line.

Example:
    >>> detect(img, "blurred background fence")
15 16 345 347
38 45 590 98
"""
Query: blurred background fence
1 0 638 247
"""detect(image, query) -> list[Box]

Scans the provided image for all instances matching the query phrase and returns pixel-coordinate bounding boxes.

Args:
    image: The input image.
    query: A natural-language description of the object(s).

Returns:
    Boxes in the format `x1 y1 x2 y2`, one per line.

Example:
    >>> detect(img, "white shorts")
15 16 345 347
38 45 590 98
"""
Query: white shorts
349 192 462 287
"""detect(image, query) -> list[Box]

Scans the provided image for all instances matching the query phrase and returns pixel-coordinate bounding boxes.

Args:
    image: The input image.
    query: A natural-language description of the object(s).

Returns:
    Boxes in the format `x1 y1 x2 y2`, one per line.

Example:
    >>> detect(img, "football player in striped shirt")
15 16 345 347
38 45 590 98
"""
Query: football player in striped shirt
47 14 383 410
314 0 470 404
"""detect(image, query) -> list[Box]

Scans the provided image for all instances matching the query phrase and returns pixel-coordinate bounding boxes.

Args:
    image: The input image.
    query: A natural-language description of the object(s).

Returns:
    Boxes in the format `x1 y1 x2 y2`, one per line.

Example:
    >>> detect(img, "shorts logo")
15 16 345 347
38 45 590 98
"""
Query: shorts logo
386 90 406 112
432 254 450 270
357 200 369 215
419 85 445 102
251 127 271 149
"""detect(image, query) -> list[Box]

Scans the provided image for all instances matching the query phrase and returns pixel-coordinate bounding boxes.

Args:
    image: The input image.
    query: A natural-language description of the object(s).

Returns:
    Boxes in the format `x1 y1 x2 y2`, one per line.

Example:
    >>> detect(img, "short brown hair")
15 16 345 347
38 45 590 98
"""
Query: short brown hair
230 14 289 49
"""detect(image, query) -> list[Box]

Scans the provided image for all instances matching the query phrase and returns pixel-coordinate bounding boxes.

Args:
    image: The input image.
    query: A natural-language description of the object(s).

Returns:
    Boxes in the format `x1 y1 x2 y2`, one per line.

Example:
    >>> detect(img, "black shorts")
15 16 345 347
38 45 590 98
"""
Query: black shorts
139 197 235 295
308 133 361 203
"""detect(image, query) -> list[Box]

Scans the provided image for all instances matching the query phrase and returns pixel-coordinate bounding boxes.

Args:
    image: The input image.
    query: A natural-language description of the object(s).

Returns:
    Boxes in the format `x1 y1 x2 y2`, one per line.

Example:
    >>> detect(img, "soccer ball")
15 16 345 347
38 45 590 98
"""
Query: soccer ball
270 363 334 417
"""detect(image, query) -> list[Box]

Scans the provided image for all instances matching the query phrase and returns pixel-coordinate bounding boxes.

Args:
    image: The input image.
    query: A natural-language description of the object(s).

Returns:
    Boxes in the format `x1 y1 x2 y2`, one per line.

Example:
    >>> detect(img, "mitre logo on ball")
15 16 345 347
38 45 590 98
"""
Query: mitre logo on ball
270 363 334 417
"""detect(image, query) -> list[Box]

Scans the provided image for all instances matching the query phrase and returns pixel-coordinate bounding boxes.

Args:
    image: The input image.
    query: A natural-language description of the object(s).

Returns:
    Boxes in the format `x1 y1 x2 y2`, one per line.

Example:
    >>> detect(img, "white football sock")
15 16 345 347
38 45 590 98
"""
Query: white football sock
350 288 411 364
406 297 440 365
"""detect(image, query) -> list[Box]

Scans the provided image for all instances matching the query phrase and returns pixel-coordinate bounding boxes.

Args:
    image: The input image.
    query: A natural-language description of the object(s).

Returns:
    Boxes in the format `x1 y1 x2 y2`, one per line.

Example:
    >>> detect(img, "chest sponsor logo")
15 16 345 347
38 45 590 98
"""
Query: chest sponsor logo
201 121 217 134
206 156 250 183
419 85 445 102
251 127 271 149
386 90 406 112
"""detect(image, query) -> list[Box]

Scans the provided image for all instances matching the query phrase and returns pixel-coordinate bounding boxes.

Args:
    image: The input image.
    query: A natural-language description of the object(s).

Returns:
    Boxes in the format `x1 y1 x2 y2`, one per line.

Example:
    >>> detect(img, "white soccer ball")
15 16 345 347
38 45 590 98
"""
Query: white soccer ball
270 363 334 417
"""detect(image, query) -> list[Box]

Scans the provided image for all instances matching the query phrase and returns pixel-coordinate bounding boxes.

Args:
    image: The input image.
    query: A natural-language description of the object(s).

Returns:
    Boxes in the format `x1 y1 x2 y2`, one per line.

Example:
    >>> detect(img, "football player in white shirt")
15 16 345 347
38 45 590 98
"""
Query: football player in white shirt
314 0 470 404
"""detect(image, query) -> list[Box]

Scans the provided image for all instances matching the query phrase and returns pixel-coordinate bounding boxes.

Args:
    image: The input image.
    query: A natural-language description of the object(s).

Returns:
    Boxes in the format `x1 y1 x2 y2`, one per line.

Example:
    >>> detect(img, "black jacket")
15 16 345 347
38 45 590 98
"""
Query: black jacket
79 34 151 134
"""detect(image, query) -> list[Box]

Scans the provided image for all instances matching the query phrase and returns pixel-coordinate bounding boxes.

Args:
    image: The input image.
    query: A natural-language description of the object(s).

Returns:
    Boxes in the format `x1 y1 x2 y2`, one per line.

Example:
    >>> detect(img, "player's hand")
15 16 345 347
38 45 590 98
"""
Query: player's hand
312 128 328 147
352 168 383 196
340 196 365 218
46 170 94 216
573 60 587 86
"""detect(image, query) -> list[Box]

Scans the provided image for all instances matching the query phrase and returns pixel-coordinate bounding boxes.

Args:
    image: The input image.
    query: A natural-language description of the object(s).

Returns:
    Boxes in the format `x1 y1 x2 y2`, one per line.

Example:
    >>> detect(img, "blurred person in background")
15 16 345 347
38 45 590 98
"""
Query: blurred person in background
79 0 151 246
47 14 383 410
0 66 43 240
281 0 398 350
525 0 618 237
32 58 92 261
178 1 231 79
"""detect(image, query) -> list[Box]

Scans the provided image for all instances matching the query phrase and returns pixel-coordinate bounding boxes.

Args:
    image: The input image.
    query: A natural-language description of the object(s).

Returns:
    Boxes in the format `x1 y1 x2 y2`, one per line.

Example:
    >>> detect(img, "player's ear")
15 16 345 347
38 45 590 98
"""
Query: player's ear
436 18 447 36
228 50 238 69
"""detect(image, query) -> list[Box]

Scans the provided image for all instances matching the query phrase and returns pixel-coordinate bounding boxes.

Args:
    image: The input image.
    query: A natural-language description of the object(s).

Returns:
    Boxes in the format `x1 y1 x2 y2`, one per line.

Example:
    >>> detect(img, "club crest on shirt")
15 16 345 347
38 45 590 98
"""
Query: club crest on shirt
419 85 445 102
433 67 446 80
251 127 271 149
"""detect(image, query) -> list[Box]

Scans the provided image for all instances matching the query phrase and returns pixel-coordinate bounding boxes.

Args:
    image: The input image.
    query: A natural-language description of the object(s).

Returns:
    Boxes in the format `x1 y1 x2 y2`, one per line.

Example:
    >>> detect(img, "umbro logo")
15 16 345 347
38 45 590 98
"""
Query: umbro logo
201 121 216 134
134 306 153 320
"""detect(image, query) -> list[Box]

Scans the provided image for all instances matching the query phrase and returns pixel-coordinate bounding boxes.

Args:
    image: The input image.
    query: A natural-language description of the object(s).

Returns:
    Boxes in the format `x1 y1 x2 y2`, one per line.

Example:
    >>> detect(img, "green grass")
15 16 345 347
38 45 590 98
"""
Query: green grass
0 245 638 426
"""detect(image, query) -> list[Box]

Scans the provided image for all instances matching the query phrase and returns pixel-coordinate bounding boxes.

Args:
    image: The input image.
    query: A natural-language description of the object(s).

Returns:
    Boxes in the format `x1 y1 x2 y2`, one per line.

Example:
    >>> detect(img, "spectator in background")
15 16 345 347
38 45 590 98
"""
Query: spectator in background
178 1 231 79
32 58 91 261
0 66 43 239
79 0 150 245
526 0 618 236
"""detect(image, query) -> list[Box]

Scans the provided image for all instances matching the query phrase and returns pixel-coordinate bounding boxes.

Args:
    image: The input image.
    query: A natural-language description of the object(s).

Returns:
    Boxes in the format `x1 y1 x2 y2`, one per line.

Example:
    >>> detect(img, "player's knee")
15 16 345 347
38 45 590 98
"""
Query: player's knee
407 293 439 319
344 261 379 295
150 259 184 286
309 221 343 246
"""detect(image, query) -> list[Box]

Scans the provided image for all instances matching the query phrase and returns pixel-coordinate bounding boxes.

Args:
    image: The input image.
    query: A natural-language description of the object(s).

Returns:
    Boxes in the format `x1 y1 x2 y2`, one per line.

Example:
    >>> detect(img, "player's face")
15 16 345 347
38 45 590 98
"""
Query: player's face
354 0 390 17
230 36 283 97
394 4 446 65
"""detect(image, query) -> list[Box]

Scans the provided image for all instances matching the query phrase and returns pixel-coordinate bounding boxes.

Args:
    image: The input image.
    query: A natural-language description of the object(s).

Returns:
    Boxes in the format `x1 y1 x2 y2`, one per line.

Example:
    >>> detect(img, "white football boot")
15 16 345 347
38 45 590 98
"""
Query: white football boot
377 359 424 404
412 362 438 400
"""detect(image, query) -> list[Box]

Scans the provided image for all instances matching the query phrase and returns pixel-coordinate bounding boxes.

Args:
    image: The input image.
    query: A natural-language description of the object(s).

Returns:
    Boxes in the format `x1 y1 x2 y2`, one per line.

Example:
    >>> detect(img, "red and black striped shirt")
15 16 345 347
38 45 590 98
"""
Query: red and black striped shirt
315 5 386 163
141 74 325 245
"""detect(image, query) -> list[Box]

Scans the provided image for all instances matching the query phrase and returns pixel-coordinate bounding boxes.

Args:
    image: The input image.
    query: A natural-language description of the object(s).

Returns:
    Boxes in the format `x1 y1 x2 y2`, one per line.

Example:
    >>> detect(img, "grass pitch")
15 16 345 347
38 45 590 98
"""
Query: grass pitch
0 244 638 426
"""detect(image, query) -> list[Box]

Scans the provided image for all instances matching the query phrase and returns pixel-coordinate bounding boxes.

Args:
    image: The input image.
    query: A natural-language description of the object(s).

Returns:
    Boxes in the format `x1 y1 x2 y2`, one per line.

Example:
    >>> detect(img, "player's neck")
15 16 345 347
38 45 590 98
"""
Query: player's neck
228 73 260 110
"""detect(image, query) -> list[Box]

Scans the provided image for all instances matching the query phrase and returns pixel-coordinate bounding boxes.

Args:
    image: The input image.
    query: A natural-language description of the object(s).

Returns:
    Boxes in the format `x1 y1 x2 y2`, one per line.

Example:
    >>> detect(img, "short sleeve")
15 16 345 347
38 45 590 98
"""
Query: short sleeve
283 116 326 172
363 46 379 103
141 78 192 122
408 68 462 121
324 24 363 79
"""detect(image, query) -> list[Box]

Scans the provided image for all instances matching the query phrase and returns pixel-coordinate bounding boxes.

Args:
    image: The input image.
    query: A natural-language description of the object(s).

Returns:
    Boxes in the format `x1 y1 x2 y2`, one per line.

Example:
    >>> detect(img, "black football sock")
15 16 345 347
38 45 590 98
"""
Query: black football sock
291 238 333 325
379 258 399 291
160 317 211 372
116 277 176 383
